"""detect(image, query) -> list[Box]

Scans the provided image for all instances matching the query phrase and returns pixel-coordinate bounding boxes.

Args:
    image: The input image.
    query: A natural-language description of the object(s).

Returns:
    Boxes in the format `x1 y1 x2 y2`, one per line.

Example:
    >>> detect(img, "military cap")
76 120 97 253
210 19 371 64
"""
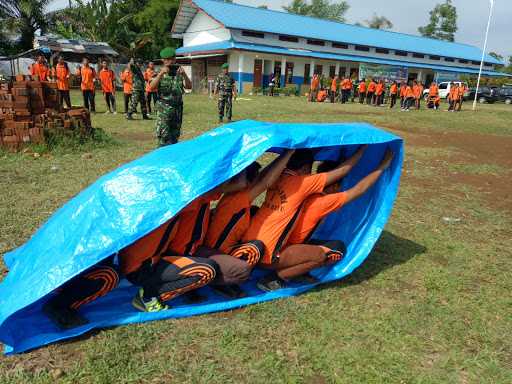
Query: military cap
160 47 176 59
221 63 229 69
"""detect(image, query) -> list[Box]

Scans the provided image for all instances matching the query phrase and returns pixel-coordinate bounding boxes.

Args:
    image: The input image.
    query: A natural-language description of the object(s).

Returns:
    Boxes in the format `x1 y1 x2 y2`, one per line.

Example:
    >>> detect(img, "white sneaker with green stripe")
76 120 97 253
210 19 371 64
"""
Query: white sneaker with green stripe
132 288 169 312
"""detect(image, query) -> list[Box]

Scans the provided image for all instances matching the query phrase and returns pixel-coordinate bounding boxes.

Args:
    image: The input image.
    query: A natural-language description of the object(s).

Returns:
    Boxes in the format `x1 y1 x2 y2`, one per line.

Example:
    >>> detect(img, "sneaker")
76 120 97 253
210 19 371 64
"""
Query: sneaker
113 111 117 115
142 115 151 120
132 288 169 312
257 275 286 292
104 110 110 114
43 300 89 330
211 284 247 299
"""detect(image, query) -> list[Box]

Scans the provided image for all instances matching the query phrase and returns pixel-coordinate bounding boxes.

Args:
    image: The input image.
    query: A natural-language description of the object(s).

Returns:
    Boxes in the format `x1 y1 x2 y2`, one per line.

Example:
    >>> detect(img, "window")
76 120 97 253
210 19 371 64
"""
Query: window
430 55 441 60
307 39 325 46
484 62 493 67
285 62 294 85
412 53 425 59
304 64 311 84
242 30 264 38
471 61 480 65
338 67 346 77
355 45 370 52
279 35 299 43
314 64 323 75
459 59 468 64
329 66 336 78
376 48 390 54
444 57 455 62
439 83 448 90
395 50 408 56
332 42 348 49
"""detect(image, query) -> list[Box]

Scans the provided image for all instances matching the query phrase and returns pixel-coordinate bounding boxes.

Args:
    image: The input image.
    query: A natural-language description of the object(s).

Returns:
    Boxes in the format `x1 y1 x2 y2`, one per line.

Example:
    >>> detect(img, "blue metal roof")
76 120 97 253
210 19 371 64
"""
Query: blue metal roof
190 0 502 65
176 41 509 77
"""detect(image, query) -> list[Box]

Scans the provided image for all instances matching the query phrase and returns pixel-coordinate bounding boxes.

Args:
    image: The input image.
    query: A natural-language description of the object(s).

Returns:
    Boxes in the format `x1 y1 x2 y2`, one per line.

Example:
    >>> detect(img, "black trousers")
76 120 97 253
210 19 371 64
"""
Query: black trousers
126 256 217 302
366 92 374 105
146 92 158 113
375 94 383 106
390 94 397 108
104 92 116 112
359 92 365 104
124 93 132 114
341 90 350 103
58 90 71 109
404 97 415 110
82 90 96 112
49 261 119 310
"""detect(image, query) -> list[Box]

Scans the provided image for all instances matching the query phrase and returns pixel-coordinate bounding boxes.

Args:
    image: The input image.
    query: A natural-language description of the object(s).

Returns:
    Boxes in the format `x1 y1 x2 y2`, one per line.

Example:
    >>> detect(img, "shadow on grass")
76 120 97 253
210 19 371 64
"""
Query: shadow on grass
342 230 426 287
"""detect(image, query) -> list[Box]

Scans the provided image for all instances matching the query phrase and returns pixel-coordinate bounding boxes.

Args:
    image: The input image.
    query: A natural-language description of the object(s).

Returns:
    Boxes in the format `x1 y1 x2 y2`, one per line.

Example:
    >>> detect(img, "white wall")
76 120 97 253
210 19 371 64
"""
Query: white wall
183 11 231 47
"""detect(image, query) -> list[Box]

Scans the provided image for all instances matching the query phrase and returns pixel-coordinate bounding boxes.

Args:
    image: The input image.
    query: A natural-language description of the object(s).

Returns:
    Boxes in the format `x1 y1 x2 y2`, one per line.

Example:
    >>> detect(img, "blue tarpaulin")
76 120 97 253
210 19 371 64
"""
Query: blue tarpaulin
0 120 403 354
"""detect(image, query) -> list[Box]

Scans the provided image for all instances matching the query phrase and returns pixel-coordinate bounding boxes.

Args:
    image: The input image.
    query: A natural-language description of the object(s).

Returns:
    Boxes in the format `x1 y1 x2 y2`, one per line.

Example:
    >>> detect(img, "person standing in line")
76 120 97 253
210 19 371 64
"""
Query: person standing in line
366 78 376 105
120 66 133 116
309 74 320 102
457 83 466 111
76 57 96 112
30 55 50 81
358 79 367 104
144 61 158 114
389 81 398 109
399 81 407 109
53 56 71 109
126 58 150 120
330 76 338 103
98 60 117 114
374 79 384 106
215 63 237 123
268 73 276 96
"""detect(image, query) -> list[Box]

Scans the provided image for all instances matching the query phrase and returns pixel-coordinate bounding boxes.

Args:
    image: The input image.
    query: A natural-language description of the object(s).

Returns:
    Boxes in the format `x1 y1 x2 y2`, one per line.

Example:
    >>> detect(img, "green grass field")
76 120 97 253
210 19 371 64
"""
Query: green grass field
1 92 511 383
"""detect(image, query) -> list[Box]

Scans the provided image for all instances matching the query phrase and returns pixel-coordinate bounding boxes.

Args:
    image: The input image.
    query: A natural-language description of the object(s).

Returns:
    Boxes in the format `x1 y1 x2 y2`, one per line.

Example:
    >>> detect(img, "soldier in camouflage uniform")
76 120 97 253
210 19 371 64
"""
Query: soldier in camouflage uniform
214 63 237 123
126 58 150 120
150 47 191 146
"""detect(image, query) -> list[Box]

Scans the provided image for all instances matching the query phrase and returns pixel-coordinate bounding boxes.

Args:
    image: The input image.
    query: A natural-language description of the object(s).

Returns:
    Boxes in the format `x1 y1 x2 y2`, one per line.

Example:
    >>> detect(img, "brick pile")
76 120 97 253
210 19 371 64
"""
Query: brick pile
0 75 92 151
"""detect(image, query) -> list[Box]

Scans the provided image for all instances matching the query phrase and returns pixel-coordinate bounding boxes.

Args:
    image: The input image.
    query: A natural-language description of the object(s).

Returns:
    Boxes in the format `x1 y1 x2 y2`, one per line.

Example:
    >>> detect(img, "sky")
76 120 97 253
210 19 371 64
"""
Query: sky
50 0 512 62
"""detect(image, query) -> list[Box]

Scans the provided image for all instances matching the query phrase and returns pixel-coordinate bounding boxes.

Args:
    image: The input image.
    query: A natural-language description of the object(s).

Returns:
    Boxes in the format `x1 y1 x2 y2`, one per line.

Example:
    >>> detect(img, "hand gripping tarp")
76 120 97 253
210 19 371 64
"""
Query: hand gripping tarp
0 120 403 354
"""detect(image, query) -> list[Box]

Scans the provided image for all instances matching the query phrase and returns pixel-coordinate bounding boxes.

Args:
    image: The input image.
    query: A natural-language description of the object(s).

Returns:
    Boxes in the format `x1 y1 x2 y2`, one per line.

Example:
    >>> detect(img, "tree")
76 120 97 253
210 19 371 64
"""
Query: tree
418 0 457 42
364 13 393 30
283 0 349 23
489 52 503 62
0 0 53 53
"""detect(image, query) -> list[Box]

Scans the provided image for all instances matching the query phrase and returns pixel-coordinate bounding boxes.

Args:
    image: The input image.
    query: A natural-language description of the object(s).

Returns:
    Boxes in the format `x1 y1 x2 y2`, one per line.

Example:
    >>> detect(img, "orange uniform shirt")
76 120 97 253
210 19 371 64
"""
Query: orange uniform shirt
317 89 328 102
367 81 377 92
405 86 415 98
390 84 398 95
330 79 337 92
243 170 328 264
77 66 96 91
99 68 115 93
168 192 221 256
311 77 320 91
375 83 384 96
53 63 70 91
428 84 439 97
30 63 49 81
449 86 459 101
358 82 367 93
400 85 407 97
458 85 466 98
119 216 180 275
144 68 157 93
413 85 421 99
205 190 251 254
286 192 348 245
120 69 133 94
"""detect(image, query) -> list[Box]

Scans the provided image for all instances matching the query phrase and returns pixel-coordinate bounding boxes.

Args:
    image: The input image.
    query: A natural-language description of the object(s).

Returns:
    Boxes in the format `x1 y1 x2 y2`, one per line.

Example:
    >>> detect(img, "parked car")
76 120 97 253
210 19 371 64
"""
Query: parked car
422 81 469 100
497 87 512 104
467 86 499 104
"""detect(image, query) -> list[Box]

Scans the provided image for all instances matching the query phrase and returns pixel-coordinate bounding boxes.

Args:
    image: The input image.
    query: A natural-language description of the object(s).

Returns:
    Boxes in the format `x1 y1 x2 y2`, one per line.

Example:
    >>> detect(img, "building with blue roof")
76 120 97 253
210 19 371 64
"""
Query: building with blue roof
172 0 508 93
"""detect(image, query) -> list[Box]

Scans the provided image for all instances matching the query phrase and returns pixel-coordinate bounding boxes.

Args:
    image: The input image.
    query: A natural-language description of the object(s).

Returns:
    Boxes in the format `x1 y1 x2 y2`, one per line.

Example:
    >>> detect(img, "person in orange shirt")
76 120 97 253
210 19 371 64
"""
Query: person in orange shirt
329 76 338 103
30 55 50 81
250 146 368 291
119 214 218 312
366 78 377 105
340 77 352 104
448 82 459 112
457 83 466 111
389 81 398 109
399 81 407 109
413 81 424 110
358 78 367 104
99 60 117 114
76 57 97 112
309 74 320 102
402 81 415 111
52 56 71 109
374 79 384 106
261 149 394 286
144 61 158 114
317 88 328 102
427 82 440 109
120 66 133 115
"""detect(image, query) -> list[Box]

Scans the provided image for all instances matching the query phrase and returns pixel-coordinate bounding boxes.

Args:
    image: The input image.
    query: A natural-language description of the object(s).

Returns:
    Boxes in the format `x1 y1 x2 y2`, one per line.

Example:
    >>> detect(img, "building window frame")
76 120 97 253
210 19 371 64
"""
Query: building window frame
307 39 325 46
395 50 408 57
279 35 299 43
430 55 441 61
241 30 265 39
412 52 425 59
332 42 349 49
355 45 370 52
376 48 390 54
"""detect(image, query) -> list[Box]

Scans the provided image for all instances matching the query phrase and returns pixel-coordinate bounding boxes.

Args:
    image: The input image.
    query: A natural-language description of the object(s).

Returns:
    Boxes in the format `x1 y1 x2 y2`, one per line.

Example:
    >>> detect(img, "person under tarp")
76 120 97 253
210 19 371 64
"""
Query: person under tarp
257 149 394 291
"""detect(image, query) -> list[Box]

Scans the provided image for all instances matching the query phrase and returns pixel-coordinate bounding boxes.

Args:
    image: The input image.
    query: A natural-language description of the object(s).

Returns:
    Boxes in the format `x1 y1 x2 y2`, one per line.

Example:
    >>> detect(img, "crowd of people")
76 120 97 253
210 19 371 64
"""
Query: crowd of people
307 73 468 112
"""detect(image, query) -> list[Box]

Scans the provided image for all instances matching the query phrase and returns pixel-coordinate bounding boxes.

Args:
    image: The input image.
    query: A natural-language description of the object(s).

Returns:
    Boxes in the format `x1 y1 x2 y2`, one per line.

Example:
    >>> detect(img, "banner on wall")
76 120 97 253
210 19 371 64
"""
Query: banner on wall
434 71 461 83
359 63 408 82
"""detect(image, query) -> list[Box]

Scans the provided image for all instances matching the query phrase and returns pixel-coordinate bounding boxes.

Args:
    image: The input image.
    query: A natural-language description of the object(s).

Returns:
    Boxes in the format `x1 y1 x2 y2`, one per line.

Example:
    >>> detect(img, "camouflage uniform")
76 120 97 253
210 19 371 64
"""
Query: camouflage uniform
155 71 184 146
129 64 148 116
215 73 235 121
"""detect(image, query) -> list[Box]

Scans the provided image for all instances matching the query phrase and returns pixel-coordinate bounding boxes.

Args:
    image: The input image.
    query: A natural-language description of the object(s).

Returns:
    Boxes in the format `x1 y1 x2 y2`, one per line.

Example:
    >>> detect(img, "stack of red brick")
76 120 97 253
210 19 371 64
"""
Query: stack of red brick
0 75 92 151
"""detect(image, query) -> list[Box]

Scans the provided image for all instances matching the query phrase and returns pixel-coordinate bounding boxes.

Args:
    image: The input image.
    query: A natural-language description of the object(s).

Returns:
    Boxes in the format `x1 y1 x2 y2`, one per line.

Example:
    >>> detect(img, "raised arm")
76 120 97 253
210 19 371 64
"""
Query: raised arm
343 149 394 204
150 66 168 90
324 145 368 186
249 149 295 201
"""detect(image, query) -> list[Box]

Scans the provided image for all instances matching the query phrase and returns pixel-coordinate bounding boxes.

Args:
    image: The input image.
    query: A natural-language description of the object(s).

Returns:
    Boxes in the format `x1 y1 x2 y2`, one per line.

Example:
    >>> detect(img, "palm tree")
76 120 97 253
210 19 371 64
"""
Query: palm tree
0 0 54 52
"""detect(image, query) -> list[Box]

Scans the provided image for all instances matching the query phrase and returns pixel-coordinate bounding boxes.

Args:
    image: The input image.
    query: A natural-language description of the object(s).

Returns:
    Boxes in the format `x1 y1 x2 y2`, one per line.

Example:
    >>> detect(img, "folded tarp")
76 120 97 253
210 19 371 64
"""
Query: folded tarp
0 120 403 354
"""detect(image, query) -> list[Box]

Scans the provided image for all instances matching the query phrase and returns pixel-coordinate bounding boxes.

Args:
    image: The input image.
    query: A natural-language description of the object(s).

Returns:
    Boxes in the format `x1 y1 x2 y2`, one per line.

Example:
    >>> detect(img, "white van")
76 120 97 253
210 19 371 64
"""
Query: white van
423 81 469 100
